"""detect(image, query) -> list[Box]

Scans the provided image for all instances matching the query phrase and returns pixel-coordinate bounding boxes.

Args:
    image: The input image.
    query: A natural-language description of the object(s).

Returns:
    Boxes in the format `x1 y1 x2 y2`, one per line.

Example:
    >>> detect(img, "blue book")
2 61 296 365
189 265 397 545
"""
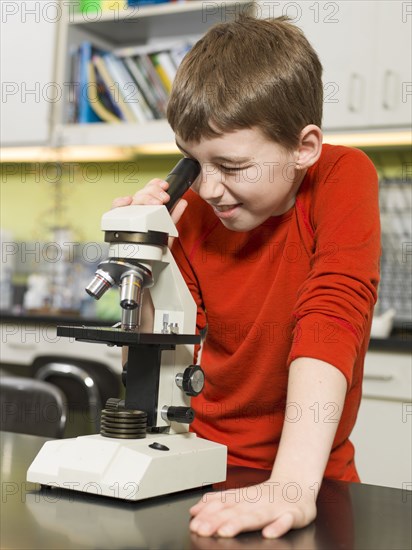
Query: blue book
78 42 102 123
127 0 170 6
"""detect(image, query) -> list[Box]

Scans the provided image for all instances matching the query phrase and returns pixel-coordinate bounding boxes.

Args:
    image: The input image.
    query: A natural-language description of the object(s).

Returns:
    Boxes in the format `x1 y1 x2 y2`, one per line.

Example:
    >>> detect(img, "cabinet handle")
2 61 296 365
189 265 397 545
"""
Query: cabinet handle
348 73 363 113
382 70 396 111
7 342 36 350
364 374 394 382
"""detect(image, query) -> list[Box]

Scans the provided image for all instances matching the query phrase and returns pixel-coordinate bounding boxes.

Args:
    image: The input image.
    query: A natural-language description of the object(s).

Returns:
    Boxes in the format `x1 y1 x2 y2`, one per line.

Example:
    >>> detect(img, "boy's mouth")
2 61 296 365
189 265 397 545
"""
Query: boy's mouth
212 203 242 218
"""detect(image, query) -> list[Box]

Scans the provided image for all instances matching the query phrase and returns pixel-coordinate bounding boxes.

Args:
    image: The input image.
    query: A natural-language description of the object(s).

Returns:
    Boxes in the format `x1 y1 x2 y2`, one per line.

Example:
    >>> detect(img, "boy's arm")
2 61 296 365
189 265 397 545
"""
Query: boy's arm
269 355 347 505
189 355 347 539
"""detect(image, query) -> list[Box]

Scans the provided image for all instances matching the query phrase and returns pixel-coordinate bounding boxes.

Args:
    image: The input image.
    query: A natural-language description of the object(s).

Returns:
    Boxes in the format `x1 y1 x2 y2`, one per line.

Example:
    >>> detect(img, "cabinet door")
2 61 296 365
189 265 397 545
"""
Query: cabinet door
255 1 375 130
350 350 412 489
0 1 58 145
351 398 411 489
298 1 375 130
370 0 412 127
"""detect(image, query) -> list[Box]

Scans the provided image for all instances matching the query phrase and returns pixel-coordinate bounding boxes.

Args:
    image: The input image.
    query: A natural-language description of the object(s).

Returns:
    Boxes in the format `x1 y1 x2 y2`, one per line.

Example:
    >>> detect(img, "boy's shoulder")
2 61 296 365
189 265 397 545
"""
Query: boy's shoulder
317 143 375 173
306 143 377 191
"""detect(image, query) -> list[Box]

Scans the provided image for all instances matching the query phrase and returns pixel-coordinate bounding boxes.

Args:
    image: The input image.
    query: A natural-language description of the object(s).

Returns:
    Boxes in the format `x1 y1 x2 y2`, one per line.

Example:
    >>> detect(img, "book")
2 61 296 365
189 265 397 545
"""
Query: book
152 51 177 87
137 54 169 115
78 42 102 123
93 59 125 119
114 56 154 121
67 45 80 123
102 53 147 122
80 0 101 14
123 57 162 118
87 62 123 123
168 42 192 68
150 52 173 94
101 0 127 11
127 0 170 6
93 54 137 122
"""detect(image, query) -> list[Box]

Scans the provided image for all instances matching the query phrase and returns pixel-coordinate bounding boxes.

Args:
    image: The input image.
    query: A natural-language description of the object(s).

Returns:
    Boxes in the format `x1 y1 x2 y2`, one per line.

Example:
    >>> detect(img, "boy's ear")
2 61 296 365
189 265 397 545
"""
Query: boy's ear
295 125 323 169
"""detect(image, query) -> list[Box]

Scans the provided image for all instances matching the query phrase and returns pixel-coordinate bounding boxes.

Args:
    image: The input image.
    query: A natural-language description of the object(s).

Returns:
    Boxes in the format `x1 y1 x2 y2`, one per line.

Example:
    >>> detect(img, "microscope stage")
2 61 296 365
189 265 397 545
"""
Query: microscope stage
57 325 200 347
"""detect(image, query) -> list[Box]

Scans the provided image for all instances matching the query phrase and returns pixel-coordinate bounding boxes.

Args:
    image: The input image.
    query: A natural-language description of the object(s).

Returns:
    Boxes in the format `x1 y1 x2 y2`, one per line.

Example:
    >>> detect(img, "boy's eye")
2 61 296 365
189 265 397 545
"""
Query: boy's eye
220 165 249 172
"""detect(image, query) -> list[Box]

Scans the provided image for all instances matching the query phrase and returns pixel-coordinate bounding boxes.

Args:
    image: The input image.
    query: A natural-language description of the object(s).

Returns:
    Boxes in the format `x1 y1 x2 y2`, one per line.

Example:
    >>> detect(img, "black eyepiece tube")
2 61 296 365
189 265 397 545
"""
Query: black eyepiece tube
165 158 201 212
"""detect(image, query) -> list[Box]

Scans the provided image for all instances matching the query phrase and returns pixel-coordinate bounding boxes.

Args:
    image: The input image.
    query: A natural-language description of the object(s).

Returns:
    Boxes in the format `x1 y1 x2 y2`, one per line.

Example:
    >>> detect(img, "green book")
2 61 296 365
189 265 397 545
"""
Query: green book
80 0 101 14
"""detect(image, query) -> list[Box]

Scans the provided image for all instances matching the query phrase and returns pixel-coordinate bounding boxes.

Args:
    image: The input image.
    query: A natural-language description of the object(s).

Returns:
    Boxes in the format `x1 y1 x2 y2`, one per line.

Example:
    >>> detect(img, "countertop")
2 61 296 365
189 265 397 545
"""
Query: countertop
0 431 411 550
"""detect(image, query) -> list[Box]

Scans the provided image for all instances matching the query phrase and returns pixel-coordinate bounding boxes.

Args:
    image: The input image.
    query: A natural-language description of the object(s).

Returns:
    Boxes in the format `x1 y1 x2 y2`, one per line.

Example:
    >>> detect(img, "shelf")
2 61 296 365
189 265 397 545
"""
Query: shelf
55 119 175 147
69 0 254 45
71 1 234 24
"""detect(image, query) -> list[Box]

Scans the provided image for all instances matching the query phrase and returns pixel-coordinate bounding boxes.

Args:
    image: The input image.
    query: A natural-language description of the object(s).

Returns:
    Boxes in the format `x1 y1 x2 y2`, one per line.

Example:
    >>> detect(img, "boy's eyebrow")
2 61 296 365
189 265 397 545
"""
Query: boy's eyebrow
175 140 252 164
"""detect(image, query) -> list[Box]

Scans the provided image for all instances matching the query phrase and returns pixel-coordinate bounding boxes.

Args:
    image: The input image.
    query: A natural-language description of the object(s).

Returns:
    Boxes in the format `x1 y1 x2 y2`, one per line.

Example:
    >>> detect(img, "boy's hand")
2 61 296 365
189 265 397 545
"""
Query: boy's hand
111 178 188 227
189 481 316 539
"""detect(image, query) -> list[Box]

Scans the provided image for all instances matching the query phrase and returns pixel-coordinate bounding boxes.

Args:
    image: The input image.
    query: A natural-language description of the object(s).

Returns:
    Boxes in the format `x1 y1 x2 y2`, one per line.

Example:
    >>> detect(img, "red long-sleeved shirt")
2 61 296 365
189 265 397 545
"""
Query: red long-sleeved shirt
172 144 380 481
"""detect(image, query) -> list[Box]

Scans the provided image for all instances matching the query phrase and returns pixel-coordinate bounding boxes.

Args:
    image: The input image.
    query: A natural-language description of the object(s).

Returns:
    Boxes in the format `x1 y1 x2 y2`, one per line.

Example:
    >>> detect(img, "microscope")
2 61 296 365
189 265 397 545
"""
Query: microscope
27 159 227 500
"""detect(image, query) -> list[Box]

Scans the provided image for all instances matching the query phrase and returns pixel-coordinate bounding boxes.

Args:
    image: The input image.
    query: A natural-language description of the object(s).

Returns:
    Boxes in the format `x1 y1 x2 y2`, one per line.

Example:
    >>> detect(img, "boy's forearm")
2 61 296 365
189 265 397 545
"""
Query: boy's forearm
270 357 347 496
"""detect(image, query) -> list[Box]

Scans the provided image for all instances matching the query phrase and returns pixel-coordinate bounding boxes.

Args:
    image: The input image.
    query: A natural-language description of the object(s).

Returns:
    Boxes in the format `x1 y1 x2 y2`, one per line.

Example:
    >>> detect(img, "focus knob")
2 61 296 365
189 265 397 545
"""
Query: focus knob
176 366 205 397
162 406 195 424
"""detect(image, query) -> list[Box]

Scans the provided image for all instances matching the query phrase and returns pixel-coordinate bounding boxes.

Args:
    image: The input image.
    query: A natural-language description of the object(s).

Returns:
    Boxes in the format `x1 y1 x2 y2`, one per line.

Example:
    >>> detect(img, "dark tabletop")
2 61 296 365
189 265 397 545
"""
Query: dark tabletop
0 431 411 550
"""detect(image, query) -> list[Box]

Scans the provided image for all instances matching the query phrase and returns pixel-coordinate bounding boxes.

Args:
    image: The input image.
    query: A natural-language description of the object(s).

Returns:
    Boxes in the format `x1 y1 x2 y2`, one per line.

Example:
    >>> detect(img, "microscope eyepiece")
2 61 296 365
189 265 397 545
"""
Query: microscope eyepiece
165 158 201 212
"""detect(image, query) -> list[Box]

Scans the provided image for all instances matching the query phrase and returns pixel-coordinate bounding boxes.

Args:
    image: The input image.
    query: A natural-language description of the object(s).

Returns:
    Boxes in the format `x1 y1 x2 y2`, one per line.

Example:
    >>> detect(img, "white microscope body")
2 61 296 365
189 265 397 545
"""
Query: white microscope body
27 160 227 500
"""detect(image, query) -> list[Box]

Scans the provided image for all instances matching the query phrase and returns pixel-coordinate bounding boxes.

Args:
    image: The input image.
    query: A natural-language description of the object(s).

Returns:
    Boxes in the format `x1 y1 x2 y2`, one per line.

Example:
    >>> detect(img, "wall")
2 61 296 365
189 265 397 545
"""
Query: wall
0 156 177 242
0 148 410 243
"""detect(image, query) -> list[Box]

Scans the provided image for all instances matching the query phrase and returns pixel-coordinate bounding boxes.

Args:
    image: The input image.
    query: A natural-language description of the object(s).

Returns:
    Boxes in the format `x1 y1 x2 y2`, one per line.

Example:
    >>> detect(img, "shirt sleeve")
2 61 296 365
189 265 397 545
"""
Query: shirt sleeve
287 148 381 387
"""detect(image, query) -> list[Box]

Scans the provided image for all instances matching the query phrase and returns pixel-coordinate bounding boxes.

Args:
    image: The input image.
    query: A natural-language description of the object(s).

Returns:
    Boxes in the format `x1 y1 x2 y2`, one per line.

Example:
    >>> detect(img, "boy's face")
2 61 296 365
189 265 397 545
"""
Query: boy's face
175 127 305 232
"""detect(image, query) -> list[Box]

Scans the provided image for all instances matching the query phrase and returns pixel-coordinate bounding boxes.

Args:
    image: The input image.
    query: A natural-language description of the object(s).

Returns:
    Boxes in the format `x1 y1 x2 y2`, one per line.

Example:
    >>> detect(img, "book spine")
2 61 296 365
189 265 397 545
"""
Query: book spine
67 45 79 123
93 54 136 122
115 57 153 122
80 0 101 14
87 62 122 123
78 42 102 123
150 53 173 94
140 55 169 115
123 57 161 119
134 56 167 117
101 0 126 12
104 54 138 122
127 0 170 6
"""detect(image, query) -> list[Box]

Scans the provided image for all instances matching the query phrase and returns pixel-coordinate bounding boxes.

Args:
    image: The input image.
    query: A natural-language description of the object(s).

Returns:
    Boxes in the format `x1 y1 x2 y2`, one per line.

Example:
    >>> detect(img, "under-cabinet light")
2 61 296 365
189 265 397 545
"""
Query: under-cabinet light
1 130 410 163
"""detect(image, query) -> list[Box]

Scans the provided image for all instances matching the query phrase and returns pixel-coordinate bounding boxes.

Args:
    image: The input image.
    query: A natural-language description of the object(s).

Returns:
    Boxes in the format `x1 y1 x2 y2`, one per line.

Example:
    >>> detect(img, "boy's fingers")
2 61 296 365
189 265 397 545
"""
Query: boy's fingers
132 182 170 205
112 196 133 209
170 199 188 225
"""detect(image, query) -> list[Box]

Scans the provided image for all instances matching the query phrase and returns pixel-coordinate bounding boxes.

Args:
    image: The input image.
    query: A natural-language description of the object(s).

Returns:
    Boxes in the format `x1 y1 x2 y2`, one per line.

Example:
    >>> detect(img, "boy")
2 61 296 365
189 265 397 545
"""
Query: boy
113 15 380 539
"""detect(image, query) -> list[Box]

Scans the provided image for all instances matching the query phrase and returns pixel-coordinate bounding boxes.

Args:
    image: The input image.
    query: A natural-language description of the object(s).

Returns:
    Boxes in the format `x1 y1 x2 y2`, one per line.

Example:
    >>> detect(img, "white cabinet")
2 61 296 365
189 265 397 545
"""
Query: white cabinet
256 1 411 131
370 1 412 127
350 350 412 489
0 1 59 146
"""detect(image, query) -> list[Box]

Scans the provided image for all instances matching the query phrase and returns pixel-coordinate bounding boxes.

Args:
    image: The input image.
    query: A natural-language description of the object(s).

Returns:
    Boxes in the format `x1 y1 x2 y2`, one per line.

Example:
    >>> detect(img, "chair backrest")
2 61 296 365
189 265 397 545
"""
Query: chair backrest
0 376 67 438
32 356 122 433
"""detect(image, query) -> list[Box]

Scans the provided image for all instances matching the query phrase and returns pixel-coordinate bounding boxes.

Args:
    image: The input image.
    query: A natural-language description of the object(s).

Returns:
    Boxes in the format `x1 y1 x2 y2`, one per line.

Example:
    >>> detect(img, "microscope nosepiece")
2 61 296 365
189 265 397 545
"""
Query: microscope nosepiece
85 269 115 300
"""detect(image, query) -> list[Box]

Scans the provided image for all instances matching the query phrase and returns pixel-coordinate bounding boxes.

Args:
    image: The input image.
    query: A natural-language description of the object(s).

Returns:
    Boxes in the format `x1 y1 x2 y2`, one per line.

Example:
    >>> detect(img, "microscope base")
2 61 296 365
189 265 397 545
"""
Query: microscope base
27 432 227 500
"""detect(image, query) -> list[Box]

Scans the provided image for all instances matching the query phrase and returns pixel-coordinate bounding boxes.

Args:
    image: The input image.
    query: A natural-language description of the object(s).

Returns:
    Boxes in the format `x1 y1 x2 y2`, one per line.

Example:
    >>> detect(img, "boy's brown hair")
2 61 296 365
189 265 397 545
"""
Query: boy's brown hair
167 14 323 150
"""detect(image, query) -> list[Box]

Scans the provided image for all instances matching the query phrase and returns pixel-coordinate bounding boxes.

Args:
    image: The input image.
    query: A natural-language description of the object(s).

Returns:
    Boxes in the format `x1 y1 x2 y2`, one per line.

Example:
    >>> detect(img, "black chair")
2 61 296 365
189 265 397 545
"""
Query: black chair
0 376 67 438
32 356 122 434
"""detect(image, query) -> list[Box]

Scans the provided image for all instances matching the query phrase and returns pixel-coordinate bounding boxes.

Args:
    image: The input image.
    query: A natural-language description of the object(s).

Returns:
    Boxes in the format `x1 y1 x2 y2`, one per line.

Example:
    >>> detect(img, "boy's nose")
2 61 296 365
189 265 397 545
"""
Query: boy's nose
195 164 225 202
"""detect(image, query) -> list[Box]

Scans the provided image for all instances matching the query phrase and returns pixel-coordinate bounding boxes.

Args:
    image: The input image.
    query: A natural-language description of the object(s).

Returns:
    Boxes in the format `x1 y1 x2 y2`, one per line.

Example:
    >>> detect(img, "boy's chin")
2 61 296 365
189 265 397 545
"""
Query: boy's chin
219 215 265 232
